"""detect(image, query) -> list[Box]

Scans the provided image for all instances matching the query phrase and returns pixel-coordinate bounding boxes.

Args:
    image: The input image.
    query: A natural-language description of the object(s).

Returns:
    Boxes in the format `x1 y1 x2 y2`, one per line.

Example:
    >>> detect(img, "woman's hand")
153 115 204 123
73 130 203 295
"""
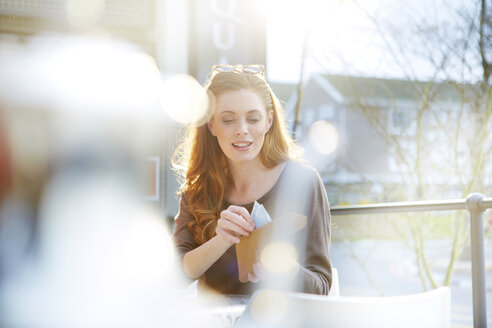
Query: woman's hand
248 261 263 283
216 205 255 245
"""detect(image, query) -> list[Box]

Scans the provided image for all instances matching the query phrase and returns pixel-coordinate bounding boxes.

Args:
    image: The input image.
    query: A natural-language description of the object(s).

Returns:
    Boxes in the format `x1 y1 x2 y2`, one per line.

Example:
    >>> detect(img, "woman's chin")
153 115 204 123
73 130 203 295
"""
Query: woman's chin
226 152 261 165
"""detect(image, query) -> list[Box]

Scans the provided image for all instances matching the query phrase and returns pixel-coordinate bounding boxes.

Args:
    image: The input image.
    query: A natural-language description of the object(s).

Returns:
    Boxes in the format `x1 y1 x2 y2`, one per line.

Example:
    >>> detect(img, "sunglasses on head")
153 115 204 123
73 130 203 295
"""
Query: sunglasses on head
212 64 265 77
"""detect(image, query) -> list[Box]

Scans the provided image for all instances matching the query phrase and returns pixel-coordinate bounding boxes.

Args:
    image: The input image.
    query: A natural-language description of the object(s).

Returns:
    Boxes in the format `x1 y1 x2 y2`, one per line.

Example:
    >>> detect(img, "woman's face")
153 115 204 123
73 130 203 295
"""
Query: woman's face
208 89 273 165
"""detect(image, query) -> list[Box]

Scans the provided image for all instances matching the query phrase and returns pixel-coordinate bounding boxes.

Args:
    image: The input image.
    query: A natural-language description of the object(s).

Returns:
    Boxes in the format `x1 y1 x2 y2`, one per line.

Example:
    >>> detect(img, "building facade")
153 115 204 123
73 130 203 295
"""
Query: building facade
278 74 491 205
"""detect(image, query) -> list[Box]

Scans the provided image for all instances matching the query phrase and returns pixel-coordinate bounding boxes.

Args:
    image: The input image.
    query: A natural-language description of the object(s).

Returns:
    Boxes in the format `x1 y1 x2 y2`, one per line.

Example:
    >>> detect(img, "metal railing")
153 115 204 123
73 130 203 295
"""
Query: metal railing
330 193 490 328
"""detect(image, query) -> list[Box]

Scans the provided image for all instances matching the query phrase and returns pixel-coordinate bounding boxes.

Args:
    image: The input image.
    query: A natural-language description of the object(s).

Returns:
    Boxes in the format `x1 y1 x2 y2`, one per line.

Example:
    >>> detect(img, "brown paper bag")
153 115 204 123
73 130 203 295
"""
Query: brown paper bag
236 213 307 283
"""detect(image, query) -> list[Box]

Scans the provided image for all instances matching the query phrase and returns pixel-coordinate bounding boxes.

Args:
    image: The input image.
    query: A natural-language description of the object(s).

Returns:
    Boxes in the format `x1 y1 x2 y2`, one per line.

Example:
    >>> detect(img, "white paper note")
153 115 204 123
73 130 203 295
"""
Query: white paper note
251 201 272 228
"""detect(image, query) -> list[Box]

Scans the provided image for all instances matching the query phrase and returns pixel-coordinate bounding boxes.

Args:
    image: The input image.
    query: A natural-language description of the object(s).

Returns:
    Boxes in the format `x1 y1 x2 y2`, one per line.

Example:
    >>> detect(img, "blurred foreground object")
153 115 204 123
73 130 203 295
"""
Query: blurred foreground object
0 33 210 327
236 287 451 328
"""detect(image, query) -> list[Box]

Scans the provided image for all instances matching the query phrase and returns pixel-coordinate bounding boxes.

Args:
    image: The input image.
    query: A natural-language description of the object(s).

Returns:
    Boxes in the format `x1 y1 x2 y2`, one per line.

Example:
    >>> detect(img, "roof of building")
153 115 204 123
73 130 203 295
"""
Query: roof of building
321 74 479 103
271 74 481 106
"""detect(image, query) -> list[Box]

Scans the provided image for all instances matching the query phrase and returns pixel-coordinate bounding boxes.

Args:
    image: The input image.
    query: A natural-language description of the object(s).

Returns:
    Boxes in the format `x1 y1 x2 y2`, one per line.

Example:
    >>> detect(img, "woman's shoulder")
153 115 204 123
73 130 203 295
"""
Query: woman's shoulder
277 160 323 191
271 160 327 215
284 159 321 180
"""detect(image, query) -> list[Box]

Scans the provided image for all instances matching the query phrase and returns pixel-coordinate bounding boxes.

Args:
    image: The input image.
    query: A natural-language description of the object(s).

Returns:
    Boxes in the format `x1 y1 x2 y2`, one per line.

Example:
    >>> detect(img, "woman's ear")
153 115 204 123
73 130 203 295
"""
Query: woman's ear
207 119 217 136
266 109 273 133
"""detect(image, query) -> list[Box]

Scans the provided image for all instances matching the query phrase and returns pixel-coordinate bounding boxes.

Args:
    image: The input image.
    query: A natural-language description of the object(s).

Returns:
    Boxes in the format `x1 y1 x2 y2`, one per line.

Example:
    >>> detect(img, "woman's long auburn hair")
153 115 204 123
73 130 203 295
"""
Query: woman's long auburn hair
172 71 300 245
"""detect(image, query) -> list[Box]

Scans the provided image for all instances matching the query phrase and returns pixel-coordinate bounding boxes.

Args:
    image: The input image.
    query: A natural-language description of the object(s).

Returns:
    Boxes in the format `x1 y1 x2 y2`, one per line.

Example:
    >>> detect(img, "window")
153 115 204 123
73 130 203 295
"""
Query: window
319 104 335 120
388 108 416 136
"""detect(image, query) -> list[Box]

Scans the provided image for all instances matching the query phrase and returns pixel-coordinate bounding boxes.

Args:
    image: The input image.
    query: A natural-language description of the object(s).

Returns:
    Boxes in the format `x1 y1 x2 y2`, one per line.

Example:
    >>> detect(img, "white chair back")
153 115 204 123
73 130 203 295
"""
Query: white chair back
235 286 451 328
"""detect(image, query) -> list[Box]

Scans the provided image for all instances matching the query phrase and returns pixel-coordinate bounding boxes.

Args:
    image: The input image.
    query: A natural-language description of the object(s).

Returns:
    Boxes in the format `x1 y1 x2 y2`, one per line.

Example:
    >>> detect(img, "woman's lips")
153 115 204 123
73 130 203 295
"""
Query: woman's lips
232 142 253 149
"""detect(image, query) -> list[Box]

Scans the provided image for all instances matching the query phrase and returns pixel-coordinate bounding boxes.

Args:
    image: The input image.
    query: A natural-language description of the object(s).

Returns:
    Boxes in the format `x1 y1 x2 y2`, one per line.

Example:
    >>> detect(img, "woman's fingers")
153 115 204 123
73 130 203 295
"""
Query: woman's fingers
221 206 255 231
227 205 256 229
248 261 263 283
218 216 251 235
248 272 259 283
216 205 256 244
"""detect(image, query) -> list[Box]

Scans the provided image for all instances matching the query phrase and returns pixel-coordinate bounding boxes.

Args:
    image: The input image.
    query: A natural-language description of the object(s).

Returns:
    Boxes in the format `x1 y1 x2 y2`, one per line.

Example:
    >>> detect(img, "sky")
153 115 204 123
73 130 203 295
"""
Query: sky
265 0 369 82
264 0 479 83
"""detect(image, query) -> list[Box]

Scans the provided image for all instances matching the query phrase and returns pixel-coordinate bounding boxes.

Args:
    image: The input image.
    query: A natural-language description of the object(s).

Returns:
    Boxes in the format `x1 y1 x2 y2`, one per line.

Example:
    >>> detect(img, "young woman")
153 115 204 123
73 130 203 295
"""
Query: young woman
172 65 332 295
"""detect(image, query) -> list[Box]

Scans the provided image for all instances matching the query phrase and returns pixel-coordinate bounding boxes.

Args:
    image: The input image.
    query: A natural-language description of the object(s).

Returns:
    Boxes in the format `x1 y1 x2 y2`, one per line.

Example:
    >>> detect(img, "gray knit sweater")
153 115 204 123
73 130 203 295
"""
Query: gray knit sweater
173 160 332 295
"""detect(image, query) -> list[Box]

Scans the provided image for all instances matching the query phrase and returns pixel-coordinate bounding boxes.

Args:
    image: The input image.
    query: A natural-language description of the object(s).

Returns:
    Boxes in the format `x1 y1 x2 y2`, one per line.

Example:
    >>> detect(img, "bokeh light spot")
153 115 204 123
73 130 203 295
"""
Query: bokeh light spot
160 74 210 125
260 242 298 274
18 38 163 112
308 120 338 154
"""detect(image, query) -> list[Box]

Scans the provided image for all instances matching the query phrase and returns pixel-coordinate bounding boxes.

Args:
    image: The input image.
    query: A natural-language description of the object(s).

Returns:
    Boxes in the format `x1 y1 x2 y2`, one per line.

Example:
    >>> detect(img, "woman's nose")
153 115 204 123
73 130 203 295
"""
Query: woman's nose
235 121 248 136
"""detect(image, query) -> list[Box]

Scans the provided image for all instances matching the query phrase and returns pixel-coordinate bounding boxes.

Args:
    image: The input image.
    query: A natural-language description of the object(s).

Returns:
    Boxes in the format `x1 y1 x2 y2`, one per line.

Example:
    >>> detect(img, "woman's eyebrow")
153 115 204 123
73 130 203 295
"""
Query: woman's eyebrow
219 109 262 115
219 111 235 115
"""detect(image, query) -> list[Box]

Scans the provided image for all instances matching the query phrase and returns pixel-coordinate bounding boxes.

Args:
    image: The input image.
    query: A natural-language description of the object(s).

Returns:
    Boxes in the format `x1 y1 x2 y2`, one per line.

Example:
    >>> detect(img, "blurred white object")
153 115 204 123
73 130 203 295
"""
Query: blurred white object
0 169 212 327
0 33 212 327
237 286 451 328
